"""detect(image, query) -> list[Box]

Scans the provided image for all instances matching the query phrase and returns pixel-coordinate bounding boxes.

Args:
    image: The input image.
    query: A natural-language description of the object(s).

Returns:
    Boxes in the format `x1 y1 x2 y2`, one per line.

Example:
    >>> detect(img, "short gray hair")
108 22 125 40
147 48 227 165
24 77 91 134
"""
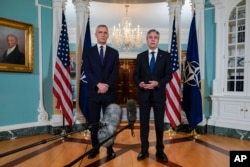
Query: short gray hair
146 29 160 38
95 24 109 32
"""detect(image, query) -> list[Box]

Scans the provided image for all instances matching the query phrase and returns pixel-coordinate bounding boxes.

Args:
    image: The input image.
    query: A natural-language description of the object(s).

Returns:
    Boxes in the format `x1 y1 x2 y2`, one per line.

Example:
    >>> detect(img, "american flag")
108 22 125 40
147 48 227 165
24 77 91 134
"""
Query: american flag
52 11 73 127
165 17 181 128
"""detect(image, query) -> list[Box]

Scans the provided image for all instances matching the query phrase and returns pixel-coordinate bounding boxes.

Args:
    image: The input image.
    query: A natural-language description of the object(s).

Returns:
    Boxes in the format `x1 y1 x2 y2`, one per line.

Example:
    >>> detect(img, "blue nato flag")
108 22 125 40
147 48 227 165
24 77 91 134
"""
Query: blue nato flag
79 17 92 122
182 13 203 129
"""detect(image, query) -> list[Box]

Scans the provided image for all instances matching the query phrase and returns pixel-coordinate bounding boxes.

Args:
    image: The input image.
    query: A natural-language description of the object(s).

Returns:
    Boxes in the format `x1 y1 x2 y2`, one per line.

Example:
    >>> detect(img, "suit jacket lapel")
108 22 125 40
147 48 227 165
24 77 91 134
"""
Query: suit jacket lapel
155 50 164 70
155 51 161 65
143 50 151 73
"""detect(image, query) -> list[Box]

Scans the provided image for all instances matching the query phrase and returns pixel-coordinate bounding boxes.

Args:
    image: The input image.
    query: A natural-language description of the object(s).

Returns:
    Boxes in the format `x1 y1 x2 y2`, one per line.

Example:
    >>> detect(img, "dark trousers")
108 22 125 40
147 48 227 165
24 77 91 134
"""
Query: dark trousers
139 100 165 152
87 95 114 148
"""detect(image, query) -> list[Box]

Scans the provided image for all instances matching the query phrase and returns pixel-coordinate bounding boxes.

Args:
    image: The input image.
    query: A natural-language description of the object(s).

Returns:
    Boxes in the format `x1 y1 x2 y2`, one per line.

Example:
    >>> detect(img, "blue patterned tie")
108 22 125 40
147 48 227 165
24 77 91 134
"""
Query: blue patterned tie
150 51 155 73
100 46 104 63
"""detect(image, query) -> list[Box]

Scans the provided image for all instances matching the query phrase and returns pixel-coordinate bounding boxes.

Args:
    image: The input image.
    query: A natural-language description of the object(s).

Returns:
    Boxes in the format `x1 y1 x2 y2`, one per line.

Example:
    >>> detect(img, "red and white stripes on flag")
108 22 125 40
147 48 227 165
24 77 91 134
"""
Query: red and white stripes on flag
165 17 181 128
52 11 73 127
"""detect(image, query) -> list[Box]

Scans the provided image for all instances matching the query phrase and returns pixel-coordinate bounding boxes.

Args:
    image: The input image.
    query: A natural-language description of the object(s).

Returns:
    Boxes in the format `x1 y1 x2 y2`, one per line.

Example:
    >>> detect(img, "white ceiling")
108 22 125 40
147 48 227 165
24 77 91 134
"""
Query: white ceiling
65 0 193 44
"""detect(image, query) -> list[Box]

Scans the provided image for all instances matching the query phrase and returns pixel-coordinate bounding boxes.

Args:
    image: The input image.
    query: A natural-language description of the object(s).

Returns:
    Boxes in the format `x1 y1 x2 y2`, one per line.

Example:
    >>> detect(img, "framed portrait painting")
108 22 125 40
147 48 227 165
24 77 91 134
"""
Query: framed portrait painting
70 51 76 102
0 18 33 72
70 51 76 79
181 50 187 82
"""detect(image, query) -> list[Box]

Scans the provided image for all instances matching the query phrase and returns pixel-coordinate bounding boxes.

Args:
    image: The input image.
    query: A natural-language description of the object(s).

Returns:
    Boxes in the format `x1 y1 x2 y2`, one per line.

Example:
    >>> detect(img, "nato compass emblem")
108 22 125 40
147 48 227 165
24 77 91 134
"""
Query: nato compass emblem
80 70 88 83
184 61 201 87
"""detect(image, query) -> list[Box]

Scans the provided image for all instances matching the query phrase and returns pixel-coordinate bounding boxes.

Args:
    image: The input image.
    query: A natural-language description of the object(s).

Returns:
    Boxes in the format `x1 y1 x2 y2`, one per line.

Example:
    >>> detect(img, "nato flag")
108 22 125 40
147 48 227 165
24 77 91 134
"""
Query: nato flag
79 17 92 122
182 13 203 129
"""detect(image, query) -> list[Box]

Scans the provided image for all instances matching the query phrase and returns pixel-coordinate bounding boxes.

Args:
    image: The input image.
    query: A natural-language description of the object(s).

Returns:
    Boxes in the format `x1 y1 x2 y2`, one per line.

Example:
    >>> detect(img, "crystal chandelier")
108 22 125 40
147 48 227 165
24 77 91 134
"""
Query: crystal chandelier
111 5 143 51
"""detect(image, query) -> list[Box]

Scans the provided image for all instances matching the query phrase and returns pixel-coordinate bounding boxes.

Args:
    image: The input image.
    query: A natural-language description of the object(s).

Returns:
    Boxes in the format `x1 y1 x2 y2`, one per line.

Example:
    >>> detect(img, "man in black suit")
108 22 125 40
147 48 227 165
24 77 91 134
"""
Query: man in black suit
134 29 172 162
82 24 119 159
1 34 25 65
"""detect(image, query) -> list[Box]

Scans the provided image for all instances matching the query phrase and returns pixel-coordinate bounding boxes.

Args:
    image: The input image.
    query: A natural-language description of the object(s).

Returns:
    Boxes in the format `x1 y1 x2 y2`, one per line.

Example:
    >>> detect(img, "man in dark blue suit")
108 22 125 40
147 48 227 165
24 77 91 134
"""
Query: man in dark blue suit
134 29 172 162
82 24 119 159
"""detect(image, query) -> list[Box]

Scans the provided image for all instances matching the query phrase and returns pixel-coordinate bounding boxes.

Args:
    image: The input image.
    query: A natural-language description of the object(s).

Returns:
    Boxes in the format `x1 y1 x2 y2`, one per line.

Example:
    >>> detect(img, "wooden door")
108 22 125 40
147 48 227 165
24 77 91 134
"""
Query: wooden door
116 59 139 106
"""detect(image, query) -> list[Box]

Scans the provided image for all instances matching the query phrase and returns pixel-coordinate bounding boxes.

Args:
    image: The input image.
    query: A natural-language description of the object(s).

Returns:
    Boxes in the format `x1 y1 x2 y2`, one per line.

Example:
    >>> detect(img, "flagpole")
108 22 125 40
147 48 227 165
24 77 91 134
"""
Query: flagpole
53 10 74 130
61 113 67 141
168 8 176 137
165 8 181 134
188 3 201 140
165 10 177 135
183 8 203 138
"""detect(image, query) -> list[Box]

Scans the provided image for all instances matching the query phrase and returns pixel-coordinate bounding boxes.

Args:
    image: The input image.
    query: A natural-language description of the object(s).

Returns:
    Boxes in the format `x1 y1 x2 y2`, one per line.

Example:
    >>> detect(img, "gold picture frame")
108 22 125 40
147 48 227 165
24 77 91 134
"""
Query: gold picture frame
70 51 76 79
181 50 187 82
0 18 33 72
